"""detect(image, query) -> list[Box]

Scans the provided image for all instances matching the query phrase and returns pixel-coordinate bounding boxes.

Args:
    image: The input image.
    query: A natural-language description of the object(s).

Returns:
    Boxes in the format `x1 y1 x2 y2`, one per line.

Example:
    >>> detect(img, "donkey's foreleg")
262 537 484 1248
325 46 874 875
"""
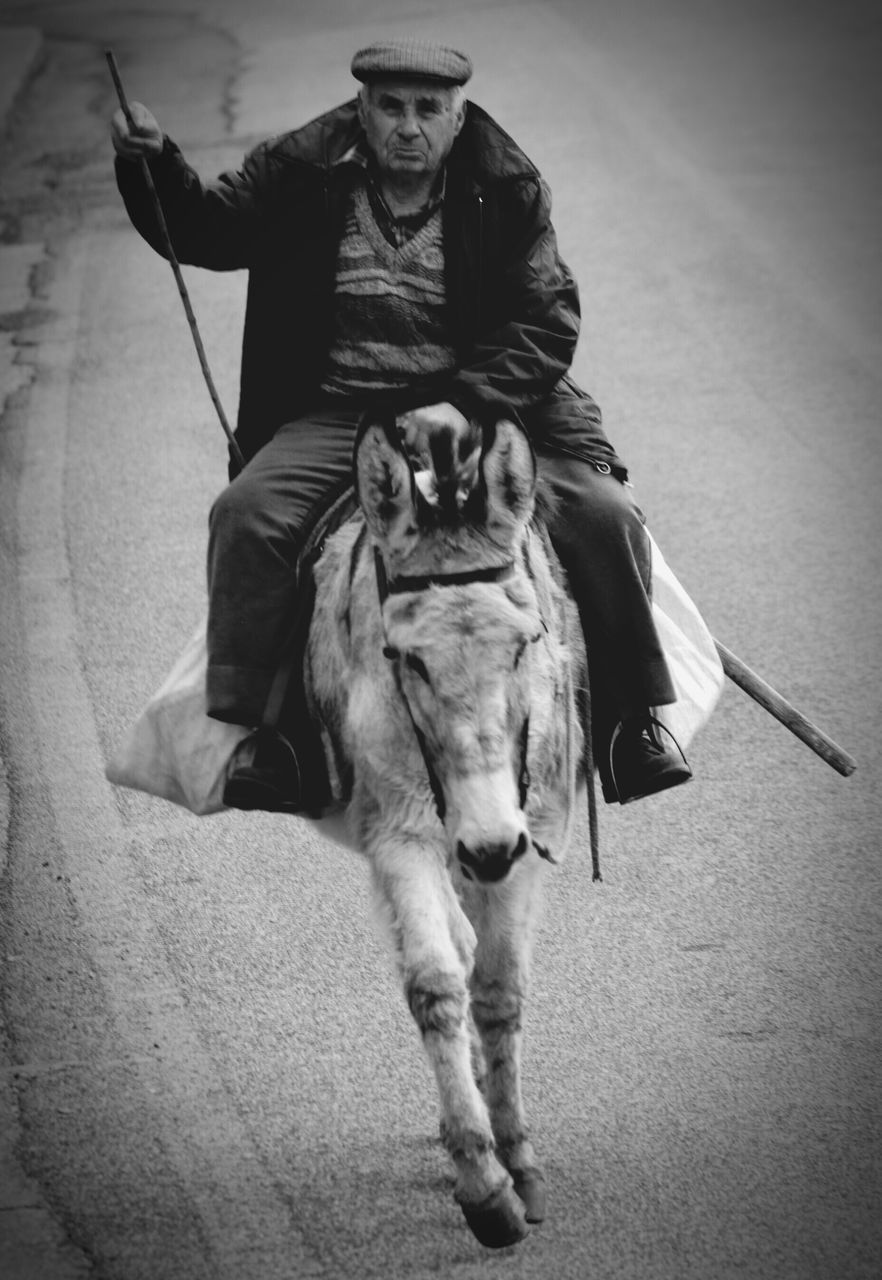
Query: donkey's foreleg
465 856 547 1224
372 843 528 1247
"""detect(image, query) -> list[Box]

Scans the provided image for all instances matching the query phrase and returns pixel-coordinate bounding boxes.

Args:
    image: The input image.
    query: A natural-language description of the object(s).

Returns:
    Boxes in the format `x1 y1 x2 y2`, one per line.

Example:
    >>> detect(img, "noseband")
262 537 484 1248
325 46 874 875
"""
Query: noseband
373 547 534 827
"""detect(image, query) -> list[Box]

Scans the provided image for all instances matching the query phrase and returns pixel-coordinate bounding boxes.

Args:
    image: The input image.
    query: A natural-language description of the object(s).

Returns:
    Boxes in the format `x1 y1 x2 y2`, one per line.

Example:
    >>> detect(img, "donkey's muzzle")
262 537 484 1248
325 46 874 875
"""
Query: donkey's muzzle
457 831 529 883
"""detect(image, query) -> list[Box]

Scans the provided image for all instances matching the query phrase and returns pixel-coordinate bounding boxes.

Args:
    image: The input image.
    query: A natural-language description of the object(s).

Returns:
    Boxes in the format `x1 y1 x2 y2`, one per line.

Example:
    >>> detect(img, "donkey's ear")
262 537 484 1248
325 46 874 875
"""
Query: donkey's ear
481 419 537 544
355 418 419 547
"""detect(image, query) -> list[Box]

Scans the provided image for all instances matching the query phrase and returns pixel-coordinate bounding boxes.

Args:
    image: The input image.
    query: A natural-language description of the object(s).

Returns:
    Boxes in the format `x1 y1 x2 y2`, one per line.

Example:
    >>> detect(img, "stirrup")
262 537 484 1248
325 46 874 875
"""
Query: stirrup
223 726 303 812
606 715 692 805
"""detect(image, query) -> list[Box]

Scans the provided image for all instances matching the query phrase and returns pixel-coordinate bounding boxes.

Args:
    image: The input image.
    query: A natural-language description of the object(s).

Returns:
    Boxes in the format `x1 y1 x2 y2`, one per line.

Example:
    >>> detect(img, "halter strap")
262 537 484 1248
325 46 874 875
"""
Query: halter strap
370 539 597 879
374 548 515 603
373 546 527 827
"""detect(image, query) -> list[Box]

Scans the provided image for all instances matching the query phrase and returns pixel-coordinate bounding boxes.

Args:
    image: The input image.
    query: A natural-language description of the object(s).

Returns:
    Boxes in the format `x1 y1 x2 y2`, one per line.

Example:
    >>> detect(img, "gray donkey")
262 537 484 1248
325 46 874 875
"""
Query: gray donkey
306 411 586 1247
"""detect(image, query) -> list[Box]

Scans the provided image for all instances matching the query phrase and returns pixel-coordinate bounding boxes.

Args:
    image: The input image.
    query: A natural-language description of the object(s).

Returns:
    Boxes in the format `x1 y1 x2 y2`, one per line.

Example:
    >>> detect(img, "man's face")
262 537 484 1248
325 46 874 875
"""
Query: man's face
358 79 466 181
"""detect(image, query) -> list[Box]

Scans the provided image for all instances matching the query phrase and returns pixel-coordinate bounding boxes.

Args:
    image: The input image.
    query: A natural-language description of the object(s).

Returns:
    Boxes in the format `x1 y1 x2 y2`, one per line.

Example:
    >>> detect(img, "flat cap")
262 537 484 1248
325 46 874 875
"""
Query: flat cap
351 40 473 86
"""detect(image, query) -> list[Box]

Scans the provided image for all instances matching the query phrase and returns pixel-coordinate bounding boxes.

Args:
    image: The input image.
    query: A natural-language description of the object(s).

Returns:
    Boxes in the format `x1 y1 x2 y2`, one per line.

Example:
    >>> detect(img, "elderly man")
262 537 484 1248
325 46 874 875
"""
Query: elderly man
112 39 691 811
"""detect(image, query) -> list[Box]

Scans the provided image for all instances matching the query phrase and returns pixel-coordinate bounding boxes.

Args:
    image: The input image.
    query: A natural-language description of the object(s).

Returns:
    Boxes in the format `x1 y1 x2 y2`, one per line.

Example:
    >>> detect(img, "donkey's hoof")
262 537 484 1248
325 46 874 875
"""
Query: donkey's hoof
511 1166 547 1223
459 1184 529 1249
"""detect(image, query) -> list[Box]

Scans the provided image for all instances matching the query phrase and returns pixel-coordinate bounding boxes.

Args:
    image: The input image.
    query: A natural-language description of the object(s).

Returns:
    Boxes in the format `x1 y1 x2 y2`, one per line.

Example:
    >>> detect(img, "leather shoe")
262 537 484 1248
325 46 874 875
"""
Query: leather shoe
605 715 692 805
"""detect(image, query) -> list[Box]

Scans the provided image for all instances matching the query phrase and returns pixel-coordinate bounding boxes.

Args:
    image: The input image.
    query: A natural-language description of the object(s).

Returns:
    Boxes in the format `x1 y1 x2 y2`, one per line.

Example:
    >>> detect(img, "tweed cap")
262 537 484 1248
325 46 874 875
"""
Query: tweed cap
351 40 473 86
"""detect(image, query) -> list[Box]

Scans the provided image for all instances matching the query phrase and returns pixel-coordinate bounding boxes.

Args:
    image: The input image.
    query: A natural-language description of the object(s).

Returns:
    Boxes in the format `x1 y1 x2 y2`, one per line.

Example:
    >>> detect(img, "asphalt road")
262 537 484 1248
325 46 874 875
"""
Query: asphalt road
1 2 880 1278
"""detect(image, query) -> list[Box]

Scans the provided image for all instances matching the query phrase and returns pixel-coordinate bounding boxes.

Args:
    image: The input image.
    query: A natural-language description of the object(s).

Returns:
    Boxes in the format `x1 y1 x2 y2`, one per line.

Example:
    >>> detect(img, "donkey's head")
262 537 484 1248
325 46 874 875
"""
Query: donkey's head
356 410 548 884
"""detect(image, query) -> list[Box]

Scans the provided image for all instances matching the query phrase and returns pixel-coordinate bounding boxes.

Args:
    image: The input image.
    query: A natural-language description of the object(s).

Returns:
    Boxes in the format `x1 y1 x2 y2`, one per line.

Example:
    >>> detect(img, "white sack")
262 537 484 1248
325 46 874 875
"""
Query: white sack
648 531 724 749
105 619 248 815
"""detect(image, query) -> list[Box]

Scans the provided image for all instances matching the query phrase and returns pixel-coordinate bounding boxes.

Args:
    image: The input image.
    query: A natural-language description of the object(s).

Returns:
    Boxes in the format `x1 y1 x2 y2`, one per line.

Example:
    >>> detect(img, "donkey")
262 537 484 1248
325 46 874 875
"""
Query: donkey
304 411 586 1248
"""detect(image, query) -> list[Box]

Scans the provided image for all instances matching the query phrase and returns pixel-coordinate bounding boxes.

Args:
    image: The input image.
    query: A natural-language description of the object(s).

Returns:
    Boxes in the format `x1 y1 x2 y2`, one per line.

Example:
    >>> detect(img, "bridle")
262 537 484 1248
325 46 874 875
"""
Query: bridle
373 548 517 600
372 546 535 830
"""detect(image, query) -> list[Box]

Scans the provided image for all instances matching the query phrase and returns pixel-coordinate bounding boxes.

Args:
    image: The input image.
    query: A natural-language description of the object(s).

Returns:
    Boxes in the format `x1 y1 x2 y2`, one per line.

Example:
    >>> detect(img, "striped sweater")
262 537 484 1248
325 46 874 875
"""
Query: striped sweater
320 183 457 398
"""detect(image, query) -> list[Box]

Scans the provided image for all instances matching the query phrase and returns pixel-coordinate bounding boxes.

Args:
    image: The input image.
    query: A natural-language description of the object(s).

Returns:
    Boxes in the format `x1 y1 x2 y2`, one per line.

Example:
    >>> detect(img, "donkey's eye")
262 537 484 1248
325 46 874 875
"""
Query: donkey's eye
383 645 400 661
405 654 430 683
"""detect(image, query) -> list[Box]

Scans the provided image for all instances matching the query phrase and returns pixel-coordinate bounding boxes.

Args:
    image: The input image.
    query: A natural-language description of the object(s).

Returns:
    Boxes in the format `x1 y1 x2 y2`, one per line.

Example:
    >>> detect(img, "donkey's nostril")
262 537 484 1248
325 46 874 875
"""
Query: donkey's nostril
457 833 529 883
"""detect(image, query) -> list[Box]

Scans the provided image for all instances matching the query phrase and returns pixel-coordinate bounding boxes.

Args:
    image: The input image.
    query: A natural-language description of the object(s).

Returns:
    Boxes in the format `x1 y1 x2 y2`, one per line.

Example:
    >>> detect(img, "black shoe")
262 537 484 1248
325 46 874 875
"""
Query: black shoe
223 727 304 813
605 715 692 805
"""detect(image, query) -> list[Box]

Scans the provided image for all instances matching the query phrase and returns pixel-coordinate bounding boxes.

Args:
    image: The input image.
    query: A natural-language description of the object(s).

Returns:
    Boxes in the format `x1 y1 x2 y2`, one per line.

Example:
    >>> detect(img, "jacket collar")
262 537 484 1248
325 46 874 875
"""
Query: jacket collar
269 98 537 193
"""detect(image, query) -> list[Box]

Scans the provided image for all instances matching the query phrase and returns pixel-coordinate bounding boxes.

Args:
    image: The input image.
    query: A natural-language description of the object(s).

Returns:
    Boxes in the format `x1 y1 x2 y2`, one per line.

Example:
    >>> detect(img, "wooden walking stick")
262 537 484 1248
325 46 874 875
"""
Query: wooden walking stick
714 639 857 776
105 48 245 473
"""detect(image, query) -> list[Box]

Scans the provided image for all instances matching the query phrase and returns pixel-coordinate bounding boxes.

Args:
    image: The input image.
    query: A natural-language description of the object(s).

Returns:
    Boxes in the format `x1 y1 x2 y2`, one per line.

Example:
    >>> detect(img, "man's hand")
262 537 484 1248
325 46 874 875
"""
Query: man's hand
397 402 482 511
111 102 163 161
396 402 476 469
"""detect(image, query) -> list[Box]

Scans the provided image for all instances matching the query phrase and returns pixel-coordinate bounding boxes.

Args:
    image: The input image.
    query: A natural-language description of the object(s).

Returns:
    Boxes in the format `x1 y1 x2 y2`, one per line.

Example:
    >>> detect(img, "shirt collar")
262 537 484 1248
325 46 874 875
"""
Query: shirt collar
334 138 448 208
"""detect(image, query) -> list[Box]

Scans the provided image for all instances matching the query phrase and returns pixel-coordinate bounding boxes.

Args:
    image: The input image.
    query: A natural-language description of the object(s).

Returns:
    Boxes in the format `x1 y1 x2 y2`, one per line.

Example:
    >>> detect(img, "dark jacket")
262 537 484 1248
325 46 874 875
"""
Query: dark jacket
116 99 624 476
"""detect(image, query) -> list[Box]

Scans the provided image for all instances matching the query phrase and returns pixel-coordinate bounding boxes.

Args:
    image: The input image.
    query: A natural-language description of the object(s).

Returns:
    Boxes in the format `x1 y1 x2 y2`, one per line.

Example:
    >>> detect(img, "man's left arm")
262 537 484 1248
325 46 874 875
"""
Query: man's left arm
445 176 580 424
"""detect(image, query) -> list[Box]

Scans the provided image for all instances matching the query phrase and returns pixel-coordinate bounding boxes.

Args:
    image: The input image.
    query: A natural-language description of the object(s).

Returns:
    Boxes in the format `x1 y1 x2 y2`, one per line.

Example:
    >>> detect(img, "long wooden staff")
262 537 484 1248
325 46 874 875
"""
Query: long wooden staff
105 49 245 473
714 640 856 776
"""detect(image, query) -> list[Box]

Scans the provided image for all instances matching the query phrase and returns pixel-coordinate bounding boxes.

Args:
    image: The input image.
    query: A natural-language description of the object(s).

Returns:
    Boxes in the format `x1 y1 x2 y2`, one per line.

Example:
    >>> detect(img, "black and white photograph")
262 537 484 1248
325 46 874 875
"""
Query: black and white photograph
0 1 879 1276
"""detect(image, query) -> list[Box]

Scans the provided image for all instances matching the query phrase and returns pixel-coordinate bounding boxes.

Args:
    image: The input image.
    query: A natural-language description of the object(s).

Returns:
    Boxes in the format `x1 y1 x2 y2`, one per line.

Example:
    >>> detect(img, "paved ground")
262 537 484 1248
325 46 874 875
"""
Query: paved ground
1 2 880 1277
0 25 93 1280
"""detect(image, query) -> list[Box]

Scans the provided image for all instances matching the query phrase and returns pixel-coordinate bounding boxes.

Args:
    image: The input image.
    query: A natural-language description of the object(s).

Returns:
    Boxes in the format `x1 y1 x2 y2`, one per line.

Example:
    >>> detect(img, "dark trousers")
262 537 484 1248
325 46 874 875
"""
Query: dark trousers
205 404 676 726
